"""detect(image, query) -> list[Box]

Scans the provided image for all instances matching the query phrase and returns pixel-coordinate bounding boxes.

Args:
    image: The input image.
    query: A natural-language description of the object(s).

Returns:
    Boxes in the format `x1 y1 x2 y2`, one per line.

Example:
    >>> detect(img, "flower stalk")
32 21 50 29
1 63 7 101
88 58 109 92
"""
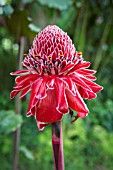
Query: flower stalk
52 121 64 170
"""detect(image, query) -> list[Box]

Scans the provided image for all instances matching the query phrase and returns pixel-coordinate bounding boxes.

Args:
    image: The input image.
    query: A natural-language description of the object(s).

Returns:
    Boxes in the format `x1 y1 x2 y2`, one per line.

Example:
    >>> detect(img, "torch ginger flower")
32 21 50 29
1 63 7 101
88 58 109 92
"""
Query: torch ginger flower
10 25 103 130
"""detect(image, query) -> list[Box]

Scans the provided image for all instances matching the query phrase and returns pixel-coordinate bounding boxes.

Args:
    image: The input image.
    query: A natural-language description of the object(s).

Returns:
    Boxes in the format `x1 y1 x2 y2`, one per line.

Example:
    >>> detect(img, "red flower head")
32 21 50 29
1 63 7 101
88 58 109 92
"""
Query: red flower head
10 25 103 130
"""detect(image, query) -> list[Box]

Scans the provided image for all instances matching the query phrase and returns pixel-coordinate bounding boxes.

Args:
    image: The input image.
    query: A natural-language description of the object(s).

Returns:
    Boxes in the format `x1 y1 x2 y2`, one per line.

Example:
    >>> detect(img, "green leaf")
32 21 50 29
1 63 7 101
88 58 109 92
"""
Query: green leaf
3 4 14 16
56 6 75 31
28 23 41 32
38 0 73 10
6 10 30 36
0 110 23 134
6 10 40 42
23 0 33 4
19 146 34 160
0 0 12 6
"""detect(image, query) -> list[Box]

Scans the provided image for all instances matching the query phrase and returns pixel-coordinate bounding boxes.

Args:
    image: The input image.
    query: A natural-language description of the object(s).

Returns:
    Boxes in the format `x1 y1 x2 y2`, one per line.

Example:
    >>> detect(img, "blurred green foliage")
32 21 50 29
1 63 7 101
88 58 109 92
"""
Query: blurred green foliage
0 110 23 134
0 0 113 170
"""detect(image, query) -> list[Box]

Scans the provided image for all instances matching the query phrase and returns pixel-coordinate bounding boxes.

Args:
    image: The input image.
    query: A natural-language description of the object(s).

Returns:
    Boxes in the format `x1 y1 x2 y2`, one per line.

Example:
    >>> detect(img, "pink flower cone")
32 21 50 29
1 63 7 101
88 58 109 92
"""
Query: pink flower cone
10 25 103 130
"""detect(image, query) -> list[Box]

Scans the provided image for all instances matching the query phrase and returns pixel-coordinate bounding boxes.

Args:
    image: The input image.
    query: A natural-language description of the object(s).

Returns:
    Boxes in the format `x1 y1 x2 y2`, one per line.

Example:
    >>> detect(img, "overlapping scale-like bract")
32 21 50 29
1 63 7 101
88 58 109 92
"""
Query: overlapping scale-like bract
10 25 103 130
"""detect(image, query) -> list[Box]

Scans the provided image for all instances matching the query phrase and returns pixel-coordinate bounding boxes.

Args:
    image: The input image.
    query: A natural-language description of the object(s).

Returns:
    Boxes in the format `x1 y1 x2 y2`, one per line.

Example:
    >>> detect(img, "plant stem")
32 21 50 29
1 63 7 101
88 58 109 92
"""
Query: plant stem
13 37 25 170
52 121 64 170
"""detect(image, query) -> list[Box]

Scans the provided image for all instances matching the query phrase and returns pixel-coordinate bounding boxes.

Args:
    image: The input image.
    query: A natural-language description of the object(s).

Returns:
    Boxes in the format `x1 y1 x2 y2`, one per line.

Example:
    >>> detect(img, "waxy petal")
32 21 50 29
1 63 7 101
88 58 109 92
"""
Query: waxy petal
14 82 31 91
10 90 20 99
36 76 49 99
68 61 91 74
77 112 88 118
10 69 29 75
81 76 103 93
70 73 92 91
59 62 74 75
66 87 89 114
47 77 56 89
78 86 96 99
37 122 49 131
26 78 43 116
15 75 32 83
76 68 96 75
62 76 76 95
55 78 69 114
15 74 39 87
35 89 63 123
73 61 91 70
85 75 97 81
20 86 31 99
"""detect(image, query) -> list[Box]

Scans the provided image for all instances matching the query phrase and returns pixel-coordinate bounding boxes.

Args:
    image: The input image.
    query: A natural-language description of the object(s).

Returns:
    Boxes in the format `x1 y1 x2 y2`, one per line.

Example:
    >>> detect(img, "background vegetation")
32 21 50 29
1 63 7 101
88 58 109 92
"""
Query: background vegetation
0 0 113 170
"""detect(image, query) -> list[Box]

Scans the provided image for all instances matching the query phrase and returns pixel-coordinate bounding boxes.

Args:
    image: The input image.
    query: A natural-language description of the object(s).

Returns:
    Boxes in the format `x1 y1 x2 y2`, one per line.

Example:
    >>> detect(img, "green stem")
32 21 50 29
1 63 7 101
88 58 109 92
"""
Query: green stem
13 37 25 170
93 18 111 71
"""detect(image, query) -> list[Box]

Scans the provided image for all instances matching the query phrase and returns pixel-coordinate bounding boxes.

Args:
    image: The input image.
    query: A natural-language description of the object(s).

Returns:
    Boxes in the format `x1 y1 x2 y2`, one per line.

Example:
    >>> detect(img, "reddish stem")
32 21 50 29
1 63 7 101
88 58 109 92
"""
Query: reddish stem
52 121 64 170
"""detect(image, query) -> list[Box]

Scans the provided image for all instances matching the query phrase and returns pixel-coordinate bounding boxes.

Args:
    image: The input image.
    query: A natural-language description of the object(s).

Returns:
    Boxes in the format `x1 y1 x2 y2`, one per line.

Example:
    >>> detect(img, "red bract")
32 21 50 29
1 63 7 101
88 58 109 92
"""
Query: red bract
10 25 103 130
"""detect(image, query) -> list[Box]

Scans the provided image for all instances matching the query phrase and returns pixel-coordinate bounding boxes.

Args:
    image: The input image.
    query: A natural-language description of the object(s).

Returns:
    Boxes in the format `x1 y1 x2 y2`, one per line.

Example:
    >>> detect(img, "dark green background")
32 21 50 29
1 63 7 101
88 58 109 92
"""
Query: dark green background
0 0 113 170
